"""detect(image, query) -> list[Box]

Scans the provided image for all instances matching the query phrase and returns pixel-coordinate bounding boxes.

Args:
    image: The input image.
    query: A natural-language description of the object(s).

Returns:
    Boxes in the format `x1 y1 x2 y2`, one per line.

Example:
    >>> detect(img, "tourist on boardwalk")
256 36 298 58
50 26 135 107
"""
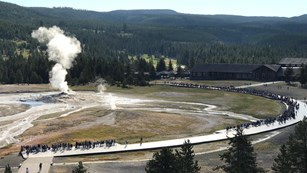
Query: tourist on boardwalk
39 163 42 171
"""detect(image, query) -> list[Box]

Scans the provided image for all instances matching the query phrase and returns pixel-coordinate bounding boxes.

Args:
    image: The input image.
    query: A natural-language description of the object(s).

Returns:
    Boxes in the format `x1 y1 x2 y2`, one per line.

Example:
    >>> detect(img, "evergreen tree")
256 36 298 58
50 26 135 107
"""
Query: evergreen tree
188 56 195 69
148 59 156 80
145 148 178 173
215 127 264 173
175 140 201 173
156 58 166 72
286 118 307 173
284 67 294 84
4 164 12 173
15 69 23 83
168 59 174 71
177 64 183 78
299 65 307 87
272 144 293 173
272 118 307 173
72 161 87 173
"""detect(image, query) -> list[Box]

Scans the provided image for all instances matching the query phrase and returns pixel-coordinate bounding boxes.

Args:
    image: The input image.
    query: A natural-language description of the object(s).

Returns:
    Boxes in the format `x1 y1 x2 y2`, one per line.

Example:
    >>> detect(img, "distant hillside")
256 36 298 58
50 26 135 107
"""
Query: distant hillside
0 0 307 45
1 1 307 86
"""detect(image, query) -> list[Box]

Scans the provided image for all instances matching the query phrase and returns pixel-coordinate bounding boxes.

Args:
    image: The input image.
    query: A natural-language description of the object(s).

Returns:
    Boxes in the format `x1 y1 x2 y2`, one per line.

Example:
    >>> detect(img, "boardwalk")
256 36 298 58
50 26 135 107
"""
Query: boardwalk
18 157 52 173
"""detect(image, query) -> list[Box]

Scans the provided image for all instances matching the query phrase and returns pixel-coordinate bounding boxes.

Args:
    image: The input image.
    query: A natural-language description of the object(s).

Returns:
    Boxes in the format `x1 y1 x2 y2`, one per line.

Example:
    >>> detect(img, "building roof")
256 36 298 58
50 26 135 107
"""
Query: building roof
191 64 262 73
279 58 307 65
262 64 281 72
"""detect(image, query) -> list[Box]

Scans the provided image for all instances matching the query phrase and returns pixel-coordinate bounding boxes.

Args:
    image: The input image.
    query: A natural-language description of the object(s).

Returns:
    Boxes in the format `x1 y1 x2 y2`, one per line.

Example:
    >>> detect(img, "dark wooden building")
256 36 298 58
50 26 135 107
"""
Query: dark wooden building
190 64 282 81
279 58 307 67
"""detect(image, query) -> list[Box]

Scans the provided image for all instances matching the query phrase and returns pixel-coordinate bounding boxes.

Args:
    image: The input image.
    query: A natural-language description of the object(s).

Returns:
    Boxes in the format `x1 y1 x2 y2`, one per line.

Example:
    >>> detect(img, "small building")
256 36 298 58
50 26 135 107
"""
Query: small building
190 64 282 81
253 65 283 81
279 58 307 67
156 71 175 79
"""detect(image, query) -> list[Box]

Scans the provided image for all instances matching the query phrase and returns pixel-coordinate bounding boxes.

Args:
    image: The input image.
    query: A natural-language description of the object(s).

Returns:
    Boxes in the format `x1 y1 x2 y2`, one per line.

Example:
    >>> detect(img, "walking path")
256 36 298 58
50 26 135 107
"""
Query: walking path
18 157 52 173
235 81 283 89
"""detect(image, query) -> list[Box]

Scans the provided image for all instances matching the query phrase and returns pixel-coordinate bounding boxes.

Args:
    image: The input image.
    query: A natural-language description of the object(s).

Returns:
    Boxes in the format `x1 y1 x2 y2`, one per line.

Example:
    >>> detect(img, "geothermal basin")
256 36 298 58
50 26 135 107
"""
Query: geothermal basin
0 87 280 153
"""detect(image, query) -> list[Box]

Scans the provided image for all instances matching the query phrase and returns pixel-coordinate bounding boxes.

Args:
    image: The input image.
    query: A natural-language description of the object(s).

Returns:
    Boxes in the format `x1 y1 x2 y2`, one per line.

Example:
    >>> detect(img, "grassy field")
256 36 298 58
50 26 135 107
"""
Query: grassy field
128 54 177 69
107 85 282 118
71 84 283 118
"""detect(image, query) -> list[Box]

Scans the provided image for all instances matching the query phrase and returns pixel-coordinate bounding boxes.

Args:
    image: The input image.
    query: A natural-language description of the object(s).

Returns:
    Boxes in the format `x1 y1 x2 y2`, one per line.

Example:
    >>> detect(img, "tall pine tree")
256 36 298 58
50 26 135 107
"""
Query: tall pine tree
145 148 178 173
176 140 201 173
72 161 87 173
215 127 264 173
272 144 293 173
272 118 307 173
168 59 173 71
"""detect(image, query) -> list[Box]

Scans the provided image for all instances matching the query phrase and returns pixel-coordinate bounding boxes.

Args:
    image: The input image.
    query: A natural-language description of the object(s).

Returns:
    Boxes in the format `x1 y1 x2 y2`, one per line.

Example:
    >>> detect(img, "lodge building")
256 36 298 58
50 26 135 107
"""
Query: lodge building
190 58 307 81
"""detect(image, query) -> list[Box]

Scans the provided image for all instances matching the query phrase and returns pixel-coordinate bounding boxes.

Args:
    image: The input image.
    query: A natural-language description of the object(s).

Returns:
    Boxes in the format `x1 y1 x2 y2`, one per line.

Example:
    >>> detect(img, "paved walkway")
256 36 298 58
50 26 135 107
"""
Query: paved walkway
18 157 53 173
236 81 283 89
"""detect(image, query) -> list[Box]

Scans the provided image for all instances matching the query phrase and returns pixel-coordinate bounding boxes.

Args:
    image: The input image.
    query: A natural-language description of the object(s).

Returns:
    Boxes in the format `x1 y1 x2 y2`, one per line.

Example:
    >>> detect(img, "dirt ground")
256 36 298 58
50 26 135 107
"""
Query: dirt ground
0 104 29 117
251 81 307 100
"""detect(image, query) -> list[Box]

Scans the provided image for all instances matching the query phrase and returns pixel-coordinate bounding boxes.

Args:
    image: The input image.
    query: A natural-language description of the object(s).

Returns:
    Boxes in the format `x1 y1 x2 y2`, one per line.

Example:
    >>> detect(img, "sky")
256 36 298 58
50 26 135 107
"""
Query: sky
2 0 307 17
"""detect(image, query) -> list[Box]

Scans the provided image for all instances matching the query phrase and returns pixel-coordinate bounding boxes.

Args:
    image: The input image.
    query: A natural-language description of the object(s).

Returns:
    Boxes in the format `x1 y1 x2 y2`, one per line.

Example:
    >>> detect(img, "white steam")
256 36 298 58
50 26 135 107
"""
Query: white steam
32 26 81 93
108 93 117 110
97 84 106 94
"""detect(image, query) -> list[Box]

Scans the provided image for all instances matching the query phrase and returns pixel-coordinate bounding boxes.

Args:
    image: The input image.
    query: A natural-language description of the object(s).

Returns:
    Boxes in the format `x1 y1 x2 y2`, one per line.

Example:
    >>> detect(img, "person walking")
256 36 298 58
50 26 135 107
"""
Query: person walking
26 167 29 173
39 163 42 171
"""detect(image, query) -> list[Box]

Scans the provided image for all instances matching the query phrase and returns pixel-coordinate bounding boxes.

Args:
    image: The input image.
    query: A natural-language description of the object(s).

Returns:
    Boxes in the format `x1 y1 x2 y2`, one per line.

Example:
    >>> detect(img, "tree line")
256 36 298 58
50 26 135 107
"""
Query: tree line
1 15 307 85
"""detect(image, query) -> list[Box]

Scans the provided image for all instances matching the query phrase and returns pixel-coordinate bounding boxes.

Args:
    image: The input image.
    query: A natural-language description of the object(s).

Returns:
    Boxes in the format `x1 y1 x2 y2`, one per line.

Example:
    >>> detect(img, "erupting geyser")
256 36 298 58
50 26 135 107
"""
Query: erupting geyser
32 26 81 93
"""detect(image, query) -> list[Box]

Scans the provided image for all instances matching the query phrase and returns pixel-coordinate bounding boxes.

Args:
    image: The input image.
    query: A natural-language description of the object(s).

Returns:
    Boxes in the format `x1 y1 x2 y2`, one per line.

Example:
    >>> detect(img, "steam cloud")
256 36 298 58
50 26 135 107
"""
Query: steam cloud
32 26 81 93
97 84 106 94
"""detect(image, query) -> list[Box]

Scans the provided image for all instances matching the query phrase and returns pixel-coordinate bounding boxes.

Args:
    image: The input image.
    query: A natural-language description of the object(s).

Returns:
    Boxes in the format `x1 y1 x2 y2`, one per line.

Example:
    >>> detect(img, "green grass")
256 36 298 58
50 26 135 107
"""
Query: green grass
73 84 282 118
225 93 284 118
107 85 281 118
128 54 177 68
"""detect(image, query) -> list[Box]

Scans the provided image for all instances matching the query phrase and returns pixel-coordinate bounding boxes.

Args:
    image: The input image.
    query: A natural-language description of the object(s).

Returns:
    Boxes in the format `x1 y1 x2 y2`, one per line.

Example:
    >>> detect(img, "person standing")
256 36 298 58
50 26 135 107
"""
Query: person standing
39 163 42 171
26 167 29 173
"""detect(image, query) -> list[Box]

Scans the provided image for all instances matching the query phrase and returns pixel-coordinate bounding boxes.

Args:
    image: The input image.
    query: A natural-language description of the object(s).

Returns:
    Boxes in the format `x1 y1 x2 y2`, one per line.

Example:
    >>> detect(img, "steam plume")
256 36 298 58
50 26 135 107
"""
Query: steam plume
32 26 81 93
97 84 106 94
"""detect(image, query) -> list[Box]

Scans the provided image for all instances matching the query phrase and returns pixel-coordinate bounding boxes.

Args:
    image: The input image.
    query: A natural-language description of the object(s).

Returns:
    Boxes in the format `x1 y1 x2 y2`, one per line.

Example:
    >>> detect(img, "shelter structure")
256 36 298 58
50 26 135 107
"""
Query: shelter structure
279 58 307 67
190 64 282 81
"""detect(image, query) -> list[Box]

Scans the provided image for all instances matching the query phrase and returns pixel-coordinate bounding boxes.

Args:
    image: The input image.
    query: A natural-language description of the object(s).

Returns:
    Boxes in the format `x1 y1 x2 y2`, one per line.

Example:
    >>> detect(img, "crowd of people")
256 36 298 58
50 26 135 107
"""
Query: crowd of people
19 139 116 156
165 82 300 131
